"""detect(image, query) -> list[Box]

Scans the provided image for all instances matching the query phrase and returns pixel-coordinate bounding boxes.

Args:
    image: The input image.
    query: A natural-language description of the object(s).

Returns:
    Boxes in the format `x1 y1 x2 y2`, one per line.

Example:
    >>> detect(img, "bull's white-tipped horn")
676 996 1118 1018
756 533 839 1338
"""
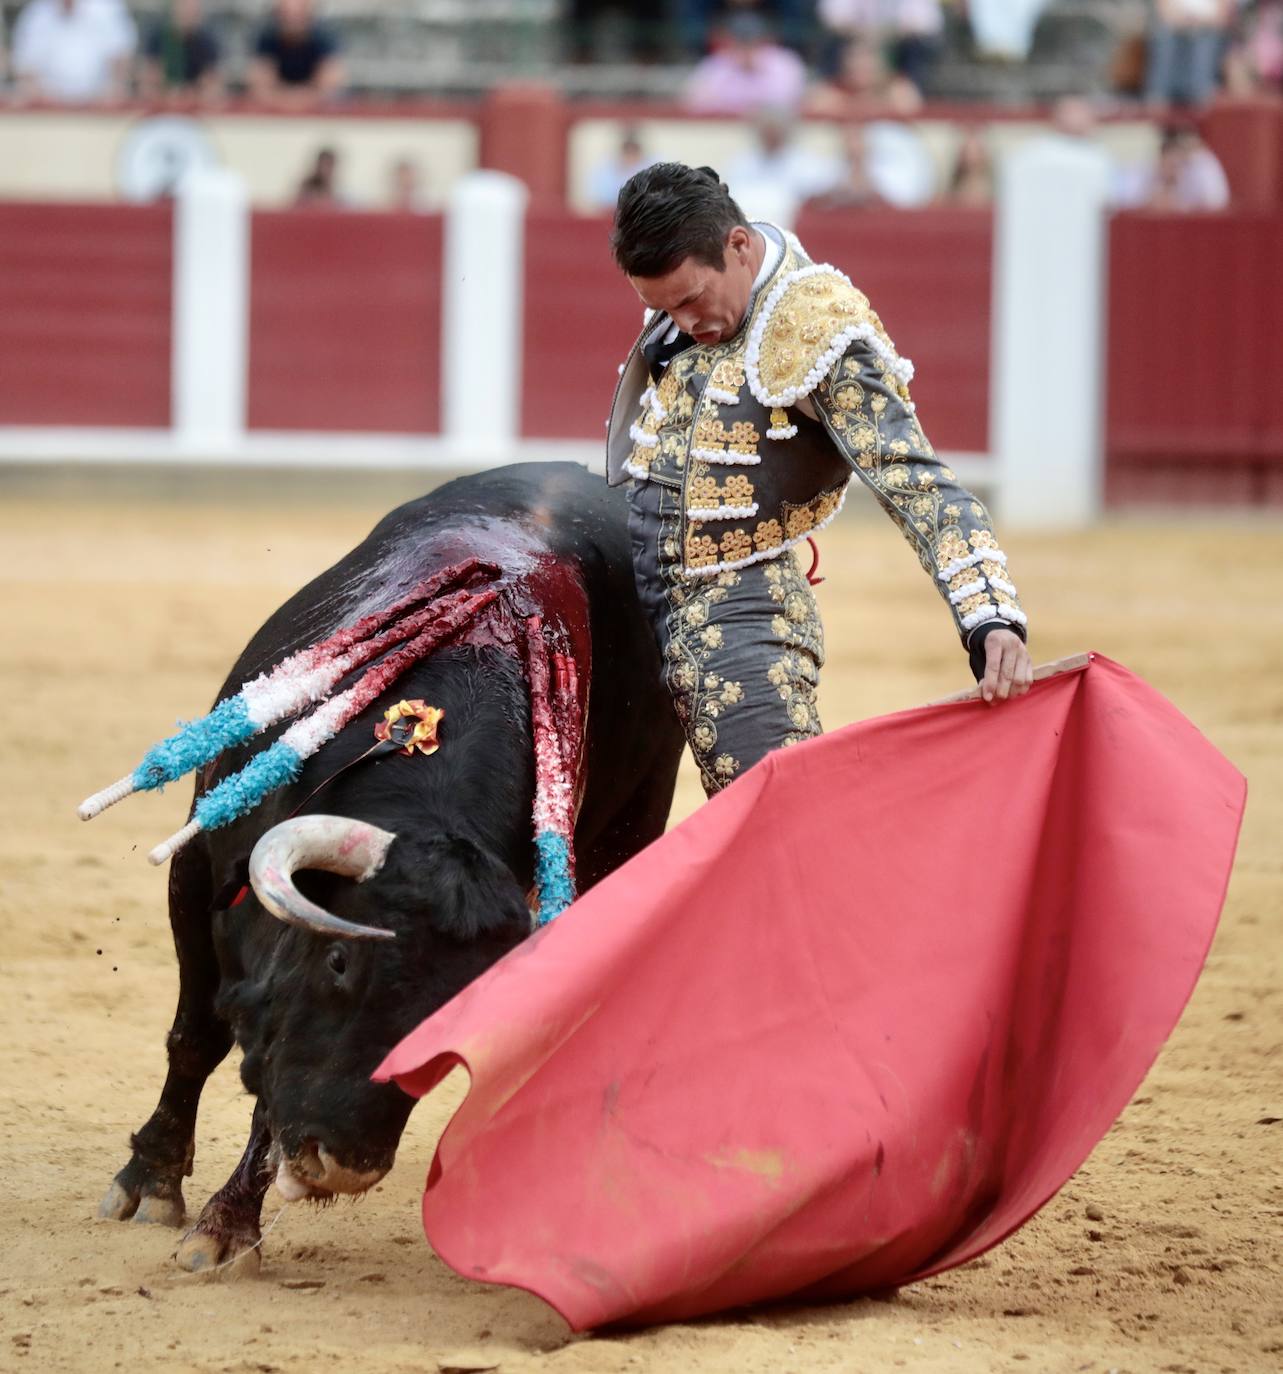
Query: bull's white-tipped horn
248 815 398 942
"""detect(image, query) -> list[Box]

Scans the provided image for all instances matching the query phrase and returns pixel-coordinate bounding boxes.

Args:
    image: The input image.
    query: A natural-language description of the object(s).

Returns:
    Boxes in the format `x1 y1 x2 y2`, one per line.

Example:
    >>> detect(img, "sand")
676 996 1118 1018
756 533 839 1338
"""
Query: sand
2 477 1281 1374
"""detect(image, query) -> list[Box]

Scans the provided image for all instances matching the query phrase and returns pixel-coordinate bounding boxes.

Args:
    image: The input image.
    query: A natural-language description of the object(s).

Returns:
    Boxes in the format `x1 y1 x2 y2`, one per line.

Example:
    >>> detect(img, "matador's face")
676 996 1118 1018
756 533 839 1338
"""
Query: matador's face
628 226 761 348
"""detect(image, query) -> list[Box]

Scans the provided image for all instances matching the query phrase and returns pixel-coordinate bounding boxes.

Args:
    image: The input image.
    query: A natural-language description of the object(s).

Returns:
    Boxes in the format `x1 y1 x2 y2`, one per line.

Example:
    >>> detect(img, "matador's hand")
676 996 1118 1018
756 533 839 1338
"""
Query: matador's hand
981 628 1033 704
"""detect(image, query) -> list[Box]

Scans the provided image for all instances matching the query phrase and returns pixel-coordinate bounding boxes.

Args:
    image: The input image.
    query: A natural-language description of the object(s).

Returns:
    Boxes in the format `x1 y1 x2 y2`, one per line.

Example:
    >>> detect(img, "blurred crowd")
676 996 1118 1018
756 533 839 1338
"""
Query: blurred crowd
0 0 1272 214
3 1 1280 110
587 97 1231 219
3 0 341 107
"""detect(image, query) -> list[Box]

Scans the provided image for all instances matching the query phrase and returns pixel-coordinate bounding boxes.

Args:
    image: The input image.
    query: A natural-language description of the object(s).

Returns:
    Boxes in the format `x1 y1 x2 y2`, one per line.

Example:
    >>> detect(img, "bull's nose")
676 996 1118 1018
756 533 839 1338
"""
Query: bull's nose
274 1135 391 1202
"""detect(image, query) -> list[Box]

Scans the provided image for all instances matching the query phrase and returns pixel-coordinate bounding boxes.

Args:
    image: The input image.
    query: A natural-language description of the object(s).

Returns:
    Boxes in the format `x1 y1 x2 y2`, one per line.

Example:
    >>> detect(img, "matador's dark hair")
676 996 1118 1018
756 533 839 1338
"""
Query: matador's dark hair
611 162 749 278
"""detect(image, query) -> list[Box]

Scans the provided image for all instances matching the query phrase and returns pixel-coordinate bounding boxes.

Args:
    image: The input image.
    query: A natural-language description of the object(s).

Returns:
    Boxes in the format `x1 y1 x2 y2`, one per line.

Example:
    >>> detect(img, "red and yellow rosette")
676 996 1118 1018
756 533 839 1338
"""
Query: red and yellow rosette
375 700 444 756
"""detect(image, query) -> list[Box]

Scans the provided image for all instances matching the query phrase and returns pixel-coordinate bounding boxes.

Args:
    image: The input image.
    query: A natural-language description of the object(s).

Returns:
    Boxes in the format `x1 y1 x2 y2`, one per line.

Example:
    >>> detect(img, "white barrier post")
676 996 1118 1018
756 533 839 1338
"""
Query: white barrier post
171 167 249 451
442 171 530 458
991 138 1112 525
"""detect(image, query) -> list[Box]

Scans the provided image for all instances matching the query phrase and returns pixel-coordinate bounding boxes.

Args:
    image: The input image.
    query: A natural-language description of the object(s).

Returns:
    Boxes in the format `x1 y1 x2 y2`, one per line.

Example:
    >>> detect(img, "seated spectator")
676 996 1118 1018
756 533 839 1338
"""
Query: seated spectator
11 0 136 104
1223 1 1283 97
1145 0 1235 108
944 125 994 206
675 0 814 61
805 119 937 209
250 0 344 110
806 34 923 116
388 157 429 213
138 0 221 102
817 0 943 99
1129 122 1230 210
726 109 842 220
587 127 653 211
295 146 346 208
683 11 807 115
587 126 655 212
803 123 884 209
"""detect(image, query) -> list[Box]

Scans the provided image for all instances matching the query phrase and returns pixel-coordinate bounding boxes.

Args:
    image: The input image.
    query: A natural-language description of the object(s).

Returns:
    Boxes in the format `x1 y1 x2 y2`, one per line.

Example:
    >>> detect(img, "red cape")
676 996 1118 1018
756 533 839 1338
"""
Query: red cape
375 655 1245 1330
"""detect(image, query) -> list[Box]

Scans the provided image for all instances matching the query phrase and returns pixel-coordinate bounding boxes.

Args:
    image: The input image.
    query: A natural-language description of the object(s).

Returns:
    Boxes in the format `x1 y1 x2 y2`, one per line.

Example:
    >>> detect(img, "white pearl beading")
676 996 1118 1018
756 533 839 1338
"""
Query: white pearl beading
936 548 1008 582
745 264 915 409
766 424 797 440
690 446 761 466
684 483 850 578
687 502 760 522
704 386 739 406
628 422 659 448
947 579 986 605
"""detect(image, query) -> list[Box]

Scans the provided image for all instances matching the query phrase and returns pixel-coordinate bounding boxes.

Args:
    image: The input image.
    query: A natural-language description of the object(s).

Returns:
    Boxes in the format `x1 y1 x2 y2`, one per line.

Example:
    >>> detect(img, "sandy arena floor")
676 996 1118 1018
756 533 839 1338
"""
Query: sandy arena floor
1 474 1281 1374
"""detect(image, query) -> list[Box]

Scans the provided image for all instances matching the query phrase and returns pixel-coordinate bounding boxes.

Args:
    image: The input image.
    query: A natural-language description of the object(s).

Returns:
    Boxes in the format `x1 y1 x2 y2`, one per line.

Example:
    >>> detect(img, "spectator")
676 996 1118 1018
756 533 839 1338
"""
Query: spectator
1145 0 1236 107
587 126 655 212
967 0 1050 60
805 119 938 209
388 157 429 212
138 0 221 102
806 34 923 115
726 109 842 219
1223 0 1283 96
1128 122 1231 209
250 0 343 110
817 0 943 98
803 123 884 208
944 125 994 206
295 146 345 208
11 0 136 104
675 0 814 60
683 11 808 115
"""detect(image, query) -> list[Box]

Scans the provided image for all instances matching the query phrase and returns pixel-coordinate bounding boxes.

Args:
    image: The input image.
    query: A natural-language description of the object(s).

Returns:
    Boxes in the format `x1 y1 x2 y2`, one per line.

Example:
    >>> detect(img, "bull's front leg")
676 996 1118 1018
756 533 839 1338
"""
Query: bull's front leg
99 845 233 1227
174 1099 272 1274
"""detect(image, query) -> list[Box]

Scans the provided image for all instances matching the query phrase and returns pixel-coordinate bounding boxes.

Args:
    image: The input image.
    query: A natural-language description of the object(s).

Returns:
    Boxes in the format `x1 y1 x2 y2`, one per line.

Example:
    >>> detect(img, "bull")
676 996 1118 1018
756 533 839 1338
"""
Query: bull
96 462 684 1271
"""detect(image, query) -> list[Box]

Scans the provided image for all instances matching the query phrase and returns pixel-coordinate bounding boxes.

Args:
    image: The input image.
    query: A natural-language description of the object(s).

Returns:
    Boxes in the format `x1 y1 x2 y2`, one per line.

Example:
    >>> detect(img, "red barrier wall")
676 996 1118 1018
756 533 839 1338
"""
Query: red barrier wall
522 208 992 454
0 202 171 426
248 210 443 433
522 212 640 440
1107 211 1283 503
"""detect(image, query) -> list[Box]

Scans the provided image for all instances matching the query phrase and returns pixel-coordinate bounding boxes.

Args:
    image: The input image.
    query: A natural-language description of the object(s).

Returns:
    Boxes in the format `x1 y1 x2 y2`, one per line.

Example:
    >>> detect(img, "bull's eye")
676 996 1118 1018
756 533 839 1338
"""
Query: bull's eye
326 947 347 977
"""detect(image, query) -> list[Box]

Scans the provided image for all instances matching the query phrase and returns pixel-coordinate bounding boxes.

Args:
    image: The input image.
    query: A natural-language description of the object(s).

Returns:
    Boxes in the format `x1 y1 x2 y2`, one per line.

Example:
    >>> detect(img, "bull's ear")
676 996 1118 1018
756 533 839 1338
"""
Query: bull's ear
422 836 531 942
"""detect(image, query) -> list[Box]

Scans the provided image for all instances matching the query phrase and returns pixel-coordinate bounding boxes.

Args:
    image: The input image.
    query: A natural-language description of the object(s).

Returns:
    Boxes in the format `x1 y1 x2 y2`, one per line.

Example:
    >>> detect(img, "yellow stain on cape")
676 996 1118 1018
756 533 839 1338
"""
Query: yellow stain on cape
704 1146 787 1183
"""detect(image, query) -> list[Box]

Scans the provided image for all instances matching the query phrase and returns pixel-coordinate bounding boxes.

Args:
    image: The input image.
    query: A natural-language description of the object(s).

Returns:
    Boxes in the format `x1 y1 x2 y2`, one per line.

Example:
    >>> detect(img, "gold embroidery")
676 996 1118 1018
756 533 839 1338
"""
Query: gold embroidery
750 267 908 406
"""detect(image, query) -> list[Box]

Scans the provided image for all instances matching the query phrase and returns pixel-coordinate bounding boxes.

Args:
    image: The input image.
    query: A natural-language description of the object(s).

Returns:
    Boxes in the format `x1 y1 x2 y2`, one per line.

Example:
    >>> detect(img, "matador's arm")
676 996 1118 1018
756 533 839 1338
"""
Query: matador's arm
802 340 1028 678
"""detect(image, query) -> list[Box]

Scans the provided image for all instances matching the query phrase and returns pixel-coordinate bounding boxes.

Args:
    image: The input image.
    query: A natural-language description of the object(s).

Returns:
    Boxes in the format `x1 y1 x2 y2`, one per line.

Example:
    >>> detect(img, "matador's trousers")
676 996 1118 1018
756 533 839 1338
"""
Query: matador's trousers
626 478 825 797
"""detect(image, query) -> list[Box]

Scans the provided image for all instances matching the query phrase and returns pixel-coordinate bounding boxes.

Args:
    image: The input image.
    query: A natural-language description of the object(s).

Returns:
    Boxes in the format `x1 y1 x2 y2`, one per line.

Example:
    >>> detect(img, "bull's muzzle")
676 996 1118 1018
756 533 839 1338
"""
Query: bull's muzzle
273 1140 391 1202
248 815 397 941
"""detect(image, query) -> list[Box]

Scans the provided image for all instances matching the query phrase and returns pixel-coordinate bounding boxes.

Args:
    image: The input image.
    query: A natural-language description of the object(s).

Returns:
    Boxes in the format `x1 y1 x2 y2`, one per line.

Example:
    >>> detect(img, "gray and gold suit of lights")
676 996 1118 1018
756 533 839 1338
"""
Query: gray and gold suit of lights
607 228 1027 797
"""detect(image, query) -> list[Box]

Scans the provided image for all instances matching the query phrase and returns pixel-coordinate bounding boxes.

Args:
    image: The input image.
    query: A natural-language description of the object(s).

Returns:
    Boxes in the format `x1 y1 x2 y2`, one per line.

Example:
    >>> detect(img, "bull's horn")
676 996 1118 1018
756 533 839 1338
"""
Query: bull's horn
248 816 398 942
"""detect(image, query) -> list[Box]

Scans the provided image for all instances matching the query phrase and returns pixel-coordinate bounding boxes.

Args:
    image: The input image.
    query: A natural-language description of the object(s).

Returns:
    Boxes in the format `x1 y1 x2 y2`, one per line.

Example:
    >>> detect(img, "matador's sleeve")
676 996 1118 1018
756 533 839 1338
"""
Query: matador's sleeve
745 264 1027 668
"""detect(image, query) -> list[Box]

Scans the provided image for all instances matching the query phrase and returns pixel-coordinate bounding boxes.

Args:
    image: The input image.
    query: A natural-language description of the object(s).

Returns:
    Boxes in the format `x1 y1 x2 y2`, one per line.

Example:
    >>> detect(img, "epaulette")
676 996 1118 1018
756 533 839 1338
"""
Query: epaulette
745 264 914 408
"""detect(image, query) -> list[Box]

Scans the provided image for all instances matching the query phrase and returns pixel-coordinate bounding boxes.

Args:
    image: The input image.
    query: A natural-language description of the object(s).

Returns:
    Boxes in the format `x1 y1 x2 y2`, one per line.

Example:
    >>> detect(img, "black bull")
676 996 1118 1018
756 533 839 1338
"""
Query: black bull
99 462 685 1271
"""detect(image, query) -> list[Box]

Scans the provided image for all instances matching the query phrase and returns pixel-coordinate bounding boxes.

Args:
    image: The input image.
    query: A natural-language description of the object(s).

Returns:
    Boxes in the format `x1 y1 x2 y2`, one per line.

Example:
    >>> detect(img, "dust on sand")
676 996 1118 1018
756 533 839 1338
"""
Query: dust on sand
2 481 1280 1374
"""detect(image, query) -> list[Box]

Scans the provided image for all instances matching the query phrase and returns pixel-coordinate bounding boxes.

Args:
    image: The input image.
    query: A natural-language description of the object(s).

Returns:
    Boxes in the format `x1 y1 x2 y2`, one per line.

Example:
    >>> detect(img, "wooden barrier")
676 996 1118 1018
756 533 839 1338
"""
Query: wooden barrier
0 201 171 427
247 209 444 434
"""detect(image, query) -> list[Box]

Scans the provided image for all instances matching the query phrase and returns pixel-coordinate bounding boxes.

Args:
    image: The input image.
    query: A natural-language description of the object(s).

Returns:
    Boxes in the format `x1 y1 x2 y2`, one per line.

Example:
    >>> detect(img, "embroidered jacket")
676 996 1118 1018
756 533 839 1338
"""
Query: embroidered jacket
605 229 1027 645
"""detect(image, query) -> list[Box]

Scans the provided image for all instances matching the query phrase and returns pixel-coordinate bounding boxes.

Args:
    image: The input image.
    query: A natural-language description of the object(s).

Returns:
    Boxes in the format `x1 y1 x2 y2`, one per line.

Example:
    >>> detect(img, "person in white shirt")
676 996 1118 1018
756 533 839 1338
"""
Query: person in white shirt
11 0 136 104
725 110 844 225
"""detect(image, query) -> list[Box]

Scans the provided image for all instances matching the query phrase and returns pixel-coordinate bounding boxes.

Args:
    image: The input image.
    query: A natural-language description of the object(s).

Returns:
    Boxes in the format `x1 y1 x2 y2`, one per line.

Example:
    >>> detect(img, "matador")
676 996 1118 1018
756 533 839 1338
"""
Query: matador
606 163 1033 796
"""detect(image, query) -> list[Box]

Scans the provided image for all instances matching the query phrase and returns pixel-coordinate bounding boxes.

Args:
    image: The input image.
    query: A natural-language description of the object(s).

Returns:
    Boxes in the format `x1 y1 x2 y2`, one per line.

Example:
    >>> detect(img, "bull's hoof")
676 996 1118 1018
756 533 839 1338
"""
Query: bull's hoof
135 1194 187 1227
174 1221 262 1277
98 1175 186 1228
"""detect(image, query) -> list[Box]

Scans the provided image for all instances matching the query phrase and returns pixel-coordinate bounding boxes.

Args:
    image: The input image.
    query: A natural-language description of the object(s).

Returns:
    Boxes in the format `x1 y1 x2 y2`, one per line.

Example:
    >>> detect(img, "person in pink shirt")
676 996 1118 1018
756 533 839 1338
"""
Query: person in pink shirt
683 11 807 115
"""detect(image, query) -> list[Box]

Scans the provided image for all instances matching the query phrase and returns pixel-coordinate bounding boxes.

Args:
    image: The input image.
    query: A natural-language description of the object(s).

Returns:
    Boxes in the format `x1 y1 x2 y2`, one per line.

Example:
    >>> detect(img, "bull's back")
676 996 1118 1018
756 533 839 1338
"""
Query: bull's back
220 463 626 700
